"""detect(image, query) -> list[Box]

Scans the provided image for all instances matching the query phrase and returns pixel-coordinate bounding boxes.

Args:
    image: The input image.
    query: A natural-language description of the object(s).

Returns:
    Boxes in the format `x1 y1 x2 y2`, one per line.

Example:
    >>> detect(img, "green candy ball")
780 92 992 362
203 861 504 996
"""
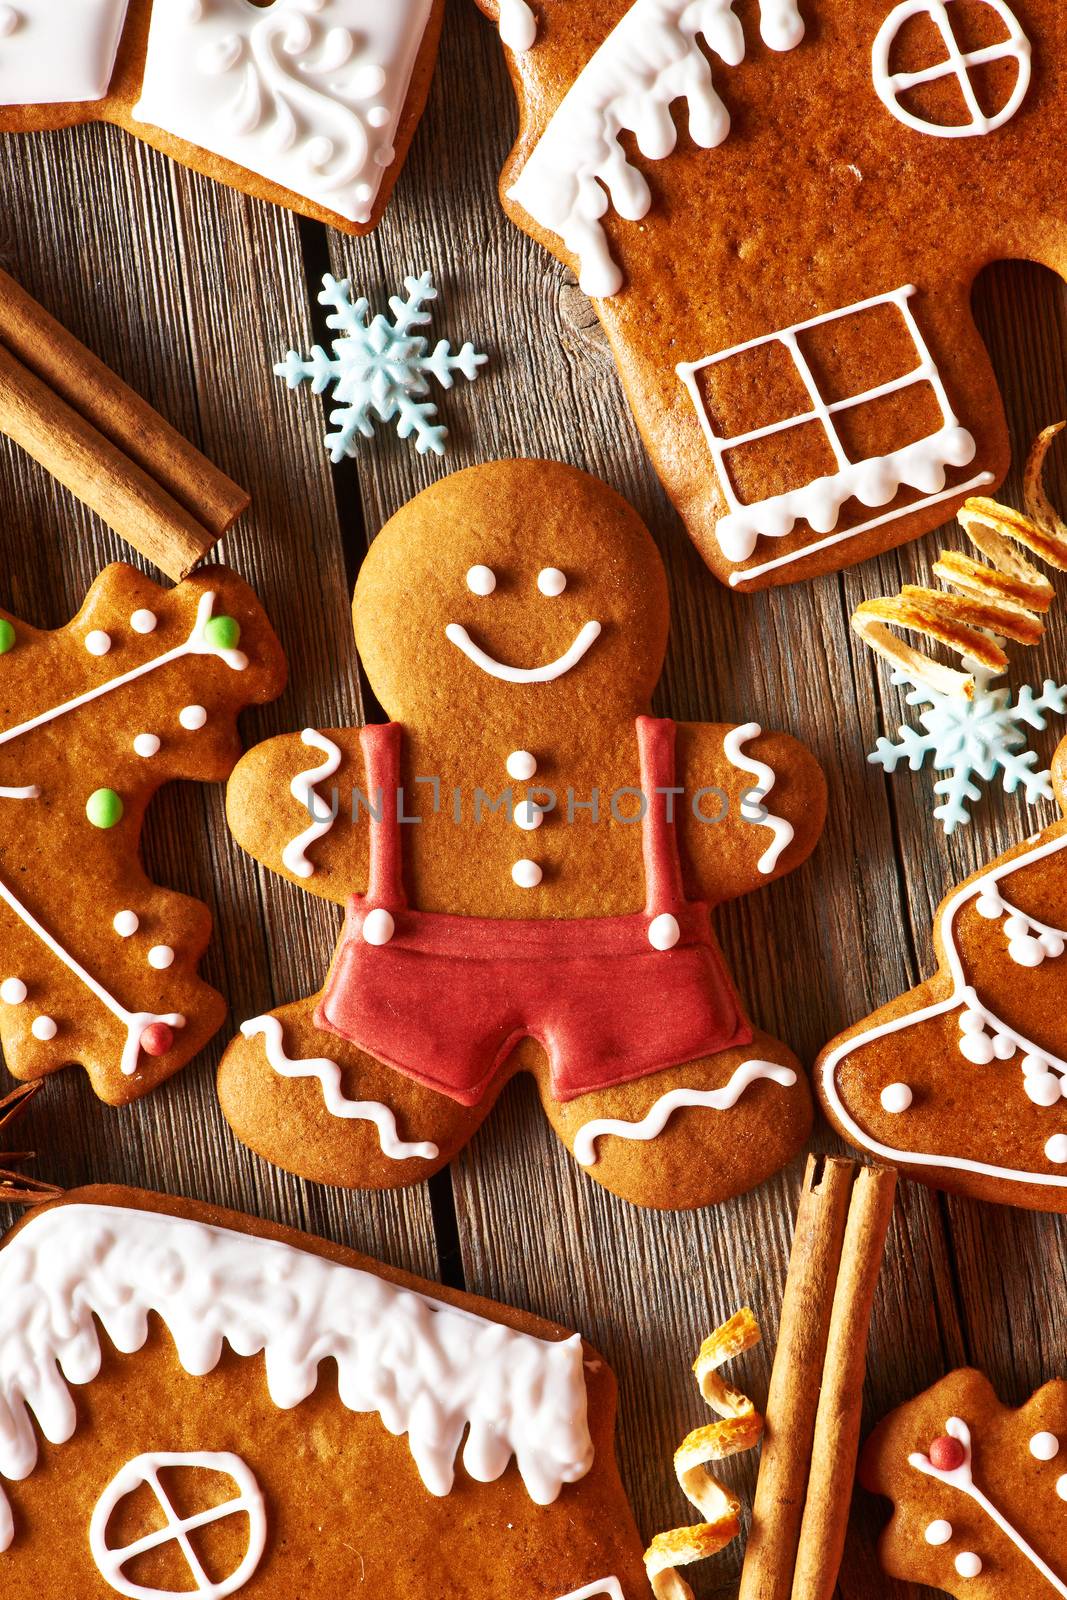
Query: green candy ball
205 615 241 651
0 620 15 654
86 788 124 829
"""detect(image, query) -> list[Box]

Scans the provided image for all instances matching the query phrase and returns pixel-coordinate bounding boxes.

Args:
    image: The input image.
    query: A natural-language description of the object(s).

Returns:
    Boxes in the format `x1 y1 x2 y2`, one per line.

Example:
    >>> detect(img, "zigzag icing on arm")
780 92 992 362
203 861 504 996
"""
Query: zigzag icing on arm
573 1059 796 1166
508 0 803 298
910 1416 1067 1595
722 723 794 872
241 1014 439 1161
0 1202 595 1549
281 730 343 878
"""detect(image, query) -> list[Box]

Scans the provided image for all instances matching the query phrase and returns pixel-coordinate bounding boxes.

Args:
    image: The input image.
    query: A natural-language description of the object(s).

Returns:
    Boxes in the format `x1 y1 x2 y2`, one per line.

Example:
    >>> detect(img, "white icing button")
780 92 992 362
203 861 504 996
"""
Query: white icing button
512 859 542 889
113 910 140 938
148 945 175 970
955 1553 982 1579
507 750 537 781
537 566 567 596
515 799 543 832
133 733 161 758
880 1082 913 1114
1045 1135 1067 1165
1057 1474 1067 1501
362 908 395 946
1030 1431 1060 1461
0 978 27 1005
85 630 112 657
1025 1071 1063 1107
31 1015 57 1041
648 913 680 951
179 705 208 731
130 609 157 634
466 565 496 596
924 1520 952 1547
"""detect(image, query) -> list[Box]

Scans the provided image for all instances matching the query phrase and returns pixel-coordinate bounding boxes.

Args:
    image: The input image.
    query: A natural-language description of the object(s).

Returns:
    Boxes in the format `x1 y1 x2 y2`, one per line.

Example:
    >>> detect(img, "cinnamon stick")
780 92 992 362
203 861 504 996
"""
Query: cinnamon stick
0 266 248 578
789 1164 897 1600
738 1155 854 1600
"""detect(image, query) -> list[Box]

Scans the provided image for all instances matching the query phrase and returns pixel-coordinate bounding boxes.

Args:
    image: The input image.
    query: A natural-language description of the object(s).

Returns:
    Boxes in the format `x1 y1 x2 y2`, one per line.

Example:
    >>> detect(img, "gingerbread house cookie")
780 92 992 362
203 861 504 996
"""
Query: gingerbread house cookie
218 460 825 1208
817 733 1067 1211
0 1 444 233
0 564 285 1104
862 1367 1067 1596
476 0 1064 589
0 1186 648 1600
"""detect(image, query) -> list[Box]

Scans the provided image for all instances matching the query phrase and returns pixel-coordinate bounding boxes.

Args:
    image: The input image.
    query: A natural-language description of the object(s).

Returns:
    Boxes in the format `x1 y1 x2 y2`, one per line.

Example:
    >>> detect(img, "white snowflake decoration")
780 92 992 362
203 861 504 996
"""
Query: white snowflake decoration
870 668 1067 833
276 272 488 459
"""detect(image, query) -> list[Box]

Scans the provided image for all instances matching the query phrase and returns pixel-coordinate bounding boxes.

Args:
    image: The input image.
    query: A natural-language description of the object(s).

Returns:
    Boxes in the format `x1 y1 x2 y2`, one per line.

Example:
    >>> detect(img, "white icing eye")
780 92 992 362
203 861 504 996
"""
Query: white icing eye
32 1015 57 1041
148 945 175 970
1057 1474 1067 1501
180 705 208 731
1046 1134 1067 1164
466 565 496 596
537 567 567 596
130 609 158 635
924 1520 952 1546
0 978 26 1005
880 1082 912 1113
113 910 139 938
954 1552 982 1578
133 734 161 759
1030 1431 1060 1461
85 630 112 657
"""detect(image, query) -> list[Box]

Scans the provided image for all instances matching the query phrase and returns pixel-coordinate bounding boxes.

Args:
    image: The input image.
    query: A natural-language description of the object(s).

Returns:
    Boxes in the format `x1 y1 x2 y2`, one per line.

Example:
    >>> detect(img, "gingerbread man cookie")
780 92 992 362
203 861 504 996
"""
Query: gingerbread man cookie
219 460 825 1208
817 734 1067 1211
862 1367 1067 1596
0 1 444 233
476 0 1064 589
0 1186 649 1600
0 565 285 1104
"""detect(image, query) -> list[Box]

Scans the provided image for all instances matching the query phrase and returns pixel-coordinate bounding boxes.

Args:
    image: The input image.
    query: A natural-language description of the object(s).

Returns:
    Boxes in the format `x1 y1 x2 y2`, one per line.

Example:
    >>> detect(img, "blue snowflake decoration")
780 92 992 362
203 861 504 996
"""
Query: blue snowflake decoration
870 670 1067 834
276 271 488 460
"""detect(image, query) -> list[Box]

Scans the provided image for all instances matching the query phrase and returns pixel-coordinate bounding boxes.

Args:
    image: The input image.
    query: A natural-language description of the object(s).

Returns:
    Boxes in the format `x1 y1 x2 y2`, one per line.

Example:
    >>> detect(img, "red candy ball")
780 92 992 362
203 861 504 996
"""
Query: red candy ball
929 1435 965 1472
139 1022 175 1058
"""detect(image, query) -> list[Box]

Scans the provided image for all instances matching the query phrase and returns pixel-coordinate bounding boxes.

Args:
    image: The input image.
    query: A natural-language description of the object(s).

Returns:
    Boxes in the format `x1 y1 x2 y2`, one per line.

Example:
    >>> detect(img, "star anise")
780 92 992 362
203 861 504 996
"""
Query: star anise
0 1082 62 1205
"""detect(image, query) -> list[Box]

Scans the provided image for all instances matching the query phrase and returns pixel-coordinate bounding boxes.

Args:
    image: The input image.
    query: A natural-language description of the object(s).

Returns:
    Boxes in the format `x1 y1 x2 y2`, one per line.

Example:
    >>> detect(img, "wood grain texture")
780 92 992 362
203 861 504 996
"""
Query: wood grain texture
0 3 1065 1596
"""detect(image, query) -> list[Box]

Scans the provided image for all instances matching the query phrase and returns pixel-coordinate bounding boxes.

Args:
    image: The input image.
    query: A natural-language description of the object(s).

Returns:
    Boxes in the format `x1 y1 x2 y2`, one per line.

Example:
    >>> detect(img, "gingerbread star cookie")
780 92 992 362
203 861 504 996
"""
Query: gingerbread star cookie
0 1 444 234
476 0 1064 588
0 565 285 1104
0 1185 649 1600
862 1367 1067 1596
219 460 825 1208
817 734 1067 1211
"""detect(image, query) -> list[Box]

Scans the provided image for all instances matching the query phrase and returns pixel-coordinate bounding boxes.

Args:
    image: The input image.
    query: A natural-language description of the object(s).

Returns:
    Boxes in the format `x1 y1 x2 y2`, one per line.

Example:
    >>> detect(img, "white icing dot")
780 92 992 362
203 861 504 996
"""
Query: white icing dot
880 1082 913 1114
362 908 395 946
512 859 542 889
113 910 139 938
959 1033 994 1066
0 978 26 1005
537 567 567 596
507 750 537 781
133 733 161 758
515 799 543 832
975 890 1002 919
1009 933 1046 968
367 104 390 129
466 565 496 596
130 609 157 634
1057 1474 1067 1501
959 1009 987 1035
954 1553 982 1579
1023 1053 1049 1077
1030 1431 1060 1461
1045 1134 1067 1165
31 1015 57 1041
179 705 208 731
648 913 680 951
148 945 175 970
924 1520 952 1547
1025 1071 1063 1108
992 1032 1017 1062
85 630 112 657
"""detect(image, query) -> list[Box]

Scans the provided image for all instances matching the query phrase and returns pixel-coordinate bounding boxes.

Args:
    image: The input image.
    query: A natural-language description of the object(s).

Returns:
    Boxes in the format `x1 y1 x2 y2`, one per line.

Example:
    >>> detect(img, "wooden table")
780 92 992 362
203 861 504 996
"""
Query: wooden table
1 5 1065 1595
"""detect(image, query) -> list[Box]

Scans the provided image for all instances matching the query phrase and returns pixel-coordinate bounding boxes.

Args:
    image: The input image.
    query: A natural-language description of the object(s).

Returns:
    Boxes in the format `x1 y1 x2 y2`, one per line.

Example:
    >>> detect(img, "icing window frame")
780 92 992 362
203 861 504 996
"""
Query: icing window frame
871 0 1032 141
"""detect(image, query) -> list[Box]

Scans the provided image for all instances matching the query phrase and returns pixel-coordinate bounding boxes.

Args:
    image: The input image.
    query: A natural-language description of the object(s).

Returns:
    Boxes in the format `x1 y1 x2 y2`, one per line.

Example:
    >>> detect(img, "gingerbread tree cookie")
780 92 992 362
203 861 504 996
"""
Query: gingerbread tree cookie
818 733 1067 1211
862 1367 1067 1596
219 460 825 1208
0 565 285 1104
0 1186 649 1598
0 1 444 234
475 0 1065 589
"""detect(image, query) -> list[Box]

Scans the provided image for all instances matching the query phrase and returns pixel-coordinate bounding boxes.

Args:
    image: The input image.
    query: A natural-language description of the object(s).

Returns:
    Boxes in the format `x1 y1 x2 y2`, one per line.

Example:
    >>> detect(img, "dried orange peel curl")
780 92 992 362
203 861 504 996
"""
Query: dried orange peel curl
644 1308 764 1600
852 423 1067 700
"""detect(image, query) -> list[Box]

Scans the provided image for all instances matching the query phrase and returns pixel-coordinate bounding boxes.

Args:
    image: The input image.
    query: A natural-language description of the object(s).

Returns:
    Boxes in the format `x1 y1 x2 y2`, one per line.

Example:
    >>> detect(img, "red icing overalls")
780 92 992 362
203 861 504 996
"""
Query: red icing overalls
315 716 752 1106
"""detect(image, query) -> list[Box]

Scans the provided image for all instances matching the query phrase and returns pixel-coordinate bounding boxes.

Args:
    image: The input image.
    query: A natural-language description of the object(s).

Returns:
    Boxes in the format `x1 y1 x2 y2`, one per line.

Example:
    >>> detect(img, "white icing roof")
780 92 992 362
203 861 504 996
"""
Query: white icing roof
0 1204 594 1517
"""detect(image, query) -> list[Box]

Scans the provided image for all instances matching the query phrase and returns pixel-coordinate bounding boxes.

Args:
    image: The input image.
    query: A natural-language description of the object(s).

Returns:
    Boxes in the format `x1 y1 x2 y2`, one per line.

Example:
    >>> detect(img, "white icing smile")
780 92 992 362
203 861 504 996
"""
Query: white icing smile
445 620 602 683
